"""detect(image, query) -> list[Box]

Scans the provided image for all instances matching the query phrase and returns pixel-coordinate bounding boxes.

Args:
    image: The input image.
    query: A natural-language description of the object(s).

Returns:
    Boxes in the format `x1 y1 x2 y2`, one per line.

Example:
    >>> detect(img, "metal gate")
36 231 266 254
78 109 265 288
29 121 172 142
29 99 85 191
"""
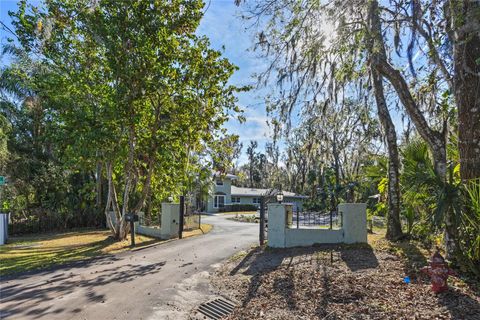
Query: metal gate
293 209 342 229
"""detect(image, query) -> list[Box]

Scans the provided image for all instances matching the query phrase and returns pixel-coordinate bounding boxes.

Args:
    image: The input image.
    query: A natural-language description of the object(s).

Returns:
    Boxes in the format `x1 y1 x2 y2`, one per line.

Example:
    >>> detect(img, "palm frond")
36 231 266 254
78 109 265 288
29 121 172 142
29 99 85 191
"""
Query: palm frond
401 139 437 193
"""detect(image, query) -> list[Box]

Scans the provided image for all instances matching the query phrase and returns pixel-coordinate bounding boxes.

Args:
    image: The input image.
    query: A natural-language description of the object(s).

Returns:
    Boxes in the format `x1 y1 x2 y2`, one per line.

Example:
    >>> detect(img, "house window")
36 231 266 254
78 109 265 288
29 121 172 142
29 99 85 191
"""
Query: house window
216 180 223 186
214 195 225 208
231 197 240 203
252 197 261 204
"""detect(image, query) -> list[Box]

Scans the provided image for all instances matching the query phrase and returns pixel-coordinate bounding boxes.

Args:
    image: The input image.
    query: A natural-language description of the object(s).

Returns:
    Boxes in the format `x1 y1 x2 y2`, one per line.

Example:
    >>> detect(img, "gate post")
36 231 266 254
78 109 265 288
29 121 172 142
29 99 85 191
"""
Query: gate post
179 195 185 239
259 196 265 245
160 203 180 239
339 203 367 244
267 203 286 248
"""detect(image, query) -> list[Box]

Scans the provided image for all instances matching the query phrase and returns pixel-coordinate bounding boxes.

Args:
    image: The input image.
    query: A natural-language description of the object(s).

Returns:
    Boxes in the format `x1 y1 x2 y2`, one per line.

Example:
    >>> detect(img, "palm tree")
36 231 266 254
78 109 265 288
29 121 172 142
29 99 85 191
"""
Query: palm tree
401 140 462 257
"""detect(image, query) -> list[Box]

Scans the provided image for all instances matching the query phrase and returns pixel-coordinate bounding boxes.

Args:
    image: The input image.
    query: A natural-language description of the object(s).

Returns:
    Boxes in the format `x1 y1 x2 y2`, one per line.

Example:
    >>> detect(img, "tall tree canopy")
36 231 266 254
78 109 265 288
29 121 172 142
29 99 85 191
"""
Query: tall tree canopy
3 0 243 239
238 0 479 269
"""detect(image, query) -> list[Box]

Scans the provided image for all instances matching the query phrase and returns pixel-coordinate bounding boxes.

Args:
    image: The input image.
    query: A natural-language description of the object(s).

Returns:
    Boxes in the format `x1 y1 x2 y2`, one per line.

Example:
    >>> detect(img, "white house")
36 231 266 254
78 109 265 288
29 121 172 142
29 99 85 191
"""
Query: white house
206 173 307 213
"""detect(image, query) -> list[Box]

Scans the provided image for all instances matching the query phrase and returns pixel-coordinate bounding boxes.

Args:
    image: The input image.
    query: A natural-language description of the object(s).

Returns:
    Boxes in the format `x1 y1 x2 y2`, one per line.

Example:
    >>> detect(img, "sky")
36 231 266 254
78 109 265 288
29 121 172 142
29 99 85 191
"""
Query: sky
197 1 274 164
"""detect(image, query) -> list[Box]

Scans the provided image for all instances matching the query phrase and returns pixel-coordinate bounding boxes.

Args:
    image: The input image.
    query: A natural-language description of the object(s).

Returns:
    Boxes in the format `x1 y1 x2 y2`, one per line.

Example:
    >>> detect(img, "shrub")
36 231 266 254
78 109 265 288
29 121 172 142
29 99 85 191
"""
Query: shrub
218 204 258 212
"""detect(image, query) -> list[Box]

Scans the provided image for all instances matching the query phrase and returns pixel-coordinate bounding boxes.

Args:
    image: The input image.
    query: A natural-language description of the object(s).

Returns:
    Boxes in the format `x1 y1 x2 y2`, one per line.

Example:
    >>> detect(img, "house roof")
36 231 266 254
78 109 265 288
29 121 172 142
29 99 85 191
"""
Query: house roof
230 186 307 198
212 172 238 180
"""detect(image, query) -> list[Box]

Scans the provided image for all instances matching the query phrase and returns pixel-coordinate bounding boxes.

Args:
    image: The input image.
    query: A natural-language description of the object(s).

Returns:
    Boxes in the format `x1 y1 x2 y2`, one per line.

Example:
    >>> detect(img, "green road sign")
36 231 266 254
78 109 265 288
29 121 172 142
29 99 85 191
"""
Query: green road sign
0 176 4 186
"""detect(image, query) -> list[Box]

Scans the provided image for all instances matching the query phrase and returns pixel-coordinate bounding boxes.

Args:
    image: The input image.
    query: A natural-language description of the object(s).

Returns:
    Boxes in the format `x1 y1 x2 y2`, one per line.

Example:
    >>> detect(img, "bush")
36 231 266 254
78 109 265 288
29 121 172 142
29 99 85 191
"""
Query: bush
218 204 258 212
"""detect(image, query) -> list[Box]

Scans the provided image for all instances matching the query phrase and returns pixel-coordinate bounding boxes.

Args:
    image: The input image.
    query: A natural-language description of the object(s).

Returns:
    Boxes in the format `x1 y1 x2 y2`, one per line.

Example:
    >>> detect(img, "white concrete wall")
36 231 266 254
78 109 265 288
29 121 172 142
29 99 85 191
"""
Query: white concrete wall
339 203 367 244
135 224 162 238
160 203 180 239
267 203 287 248
285 229 343 247
267 203 367 248
133 204 180 240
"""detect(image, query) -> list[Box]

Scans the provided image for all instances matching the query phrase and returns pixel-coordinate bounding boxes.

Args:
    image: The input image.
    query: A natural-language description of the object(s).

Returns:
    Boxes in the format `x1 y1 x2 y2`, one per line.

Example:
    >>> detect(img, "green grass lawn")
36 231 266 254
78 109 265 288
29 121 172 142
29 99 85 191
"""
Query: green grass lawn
0 229 161 276
0 224 214 276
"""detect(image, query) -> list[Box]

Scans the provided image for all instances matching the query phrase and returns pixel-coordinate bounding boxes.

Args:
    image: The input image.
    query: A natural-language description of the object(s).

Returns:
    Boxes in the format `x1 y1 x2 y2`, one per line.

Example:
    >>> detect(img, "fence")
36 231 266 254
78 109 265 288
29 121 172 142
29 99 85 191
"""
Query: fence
293 210 342 229
138 213 161 227
134 202 201 239
0 213 8 245
9 210 105 235
268 203 367 248
184 205 201 231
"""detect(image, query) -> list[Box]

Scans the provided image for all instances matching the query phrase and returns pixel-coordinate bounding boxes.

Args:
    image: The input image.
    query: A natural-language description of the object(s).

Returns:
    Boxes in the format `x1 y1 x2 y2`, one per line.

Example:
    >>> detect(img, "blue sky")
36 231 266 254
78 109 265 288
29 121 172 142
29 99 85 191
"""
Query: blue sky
197 1 274 164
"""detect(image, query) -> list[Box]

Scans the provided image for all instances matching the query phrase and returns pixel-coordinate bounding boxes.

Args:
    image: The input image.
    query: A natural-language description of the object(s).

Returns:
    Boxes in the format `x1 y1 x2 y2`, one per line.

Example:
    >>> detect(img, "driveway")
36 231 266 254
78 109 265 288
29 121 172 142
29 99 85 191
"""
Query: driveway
0 215 258 320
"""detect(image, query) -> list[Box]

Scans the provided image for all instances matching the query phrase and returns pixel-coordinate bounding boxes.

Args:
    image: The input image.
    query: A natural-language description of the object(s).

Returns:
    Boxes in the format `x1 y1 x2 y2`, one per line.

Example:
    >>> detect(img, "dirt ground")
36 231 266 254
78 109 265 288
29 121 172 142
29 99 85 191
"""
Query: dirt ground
212 235 480 320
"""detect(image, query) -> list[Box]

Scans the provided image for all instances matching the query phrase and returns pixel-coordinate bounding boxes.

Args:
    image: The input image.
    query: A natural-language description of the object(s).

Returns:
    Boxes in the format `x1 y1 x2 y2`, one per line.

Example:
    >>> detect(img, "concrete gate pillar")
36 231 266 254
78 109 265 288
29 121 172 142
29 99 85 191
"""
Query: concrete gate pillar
267 203 287 248
161 203 180 239
338 203 367 244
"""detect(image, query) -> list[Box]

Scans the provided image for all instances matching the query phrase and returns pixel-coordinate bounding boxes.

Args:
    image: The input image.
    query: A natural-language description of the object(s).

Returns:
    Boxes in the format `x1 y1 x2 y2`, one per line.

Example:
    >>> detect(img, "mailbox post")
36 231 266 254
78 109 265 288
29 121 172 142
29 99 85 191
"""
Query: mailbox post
130 217 135 247
125 213 139 247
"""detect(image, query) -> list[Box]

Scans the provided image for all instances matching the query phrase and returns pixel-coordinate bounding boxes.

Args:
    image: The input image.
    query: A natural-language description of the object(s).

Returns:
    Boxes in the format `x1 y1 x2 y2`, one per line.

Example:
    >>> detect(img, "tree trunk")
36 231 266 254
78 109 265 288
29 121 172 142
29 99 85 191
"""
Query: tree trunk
369 0 455 247
368 0 403 240
332 133 341 191
104 162 119 235
371 70 403 240
132 159 154 213
448 1 480 181
104 160 130 240
249 162 254 188
116 125 136 240
376 56 448 182
376 52 454 254
96 160 102 210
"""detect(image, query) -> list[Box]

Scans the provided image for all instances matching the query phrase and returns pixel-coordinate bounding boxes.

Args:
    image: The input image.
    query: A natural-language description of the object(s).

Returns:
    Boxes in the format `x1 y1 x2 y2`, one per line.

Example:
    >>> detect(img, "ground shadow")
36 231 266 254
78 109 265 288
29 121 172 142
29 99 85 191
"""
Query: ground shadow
229 246 263 276
437 288 480 320
272 268 297 310
232 246 314 307
1 257 166 319
390 241 428 279
339 244 379 272
314 264 332 318
1 232 162 279
1 237 120 281
463 276 480 298
230 244 377 312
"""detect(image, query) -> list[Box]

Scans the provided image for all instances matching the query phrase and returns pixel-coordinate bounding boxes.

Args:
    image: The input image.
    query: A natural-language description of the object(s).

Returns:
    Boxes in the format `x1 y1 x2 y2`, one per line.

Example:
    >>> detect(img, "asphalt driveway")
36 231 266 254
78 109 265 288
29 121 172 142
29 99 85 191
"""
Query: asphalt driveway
0 215 258 320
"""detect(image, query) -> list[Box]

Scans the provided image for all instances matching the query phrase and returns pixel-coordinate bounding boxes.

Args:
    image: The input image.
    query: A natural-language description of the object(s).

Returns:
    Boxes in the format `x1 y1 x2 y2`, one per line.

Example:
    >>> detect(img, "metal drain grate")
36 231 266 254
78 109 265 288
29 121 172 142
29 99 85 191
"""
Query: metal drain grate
195 298 236 320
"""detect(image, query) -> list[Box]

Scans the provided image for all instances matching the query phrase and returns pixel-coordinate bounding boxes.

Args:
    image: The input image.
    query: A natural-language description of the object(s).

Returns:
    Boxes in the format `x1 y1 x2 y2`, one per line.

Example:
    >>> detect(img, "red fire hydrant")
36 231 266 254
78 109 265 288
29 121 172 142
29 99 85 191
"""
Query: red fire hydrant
421 249 455 293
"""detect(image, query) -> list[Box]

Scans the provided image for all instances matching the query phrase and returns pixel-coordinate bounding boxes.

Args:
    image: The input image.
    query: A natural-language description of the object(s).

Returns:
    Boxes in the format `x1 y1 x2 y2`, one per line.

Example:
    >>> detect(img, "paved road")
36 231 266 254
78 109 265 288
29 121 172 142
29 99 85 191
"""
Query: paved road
0 215 258 320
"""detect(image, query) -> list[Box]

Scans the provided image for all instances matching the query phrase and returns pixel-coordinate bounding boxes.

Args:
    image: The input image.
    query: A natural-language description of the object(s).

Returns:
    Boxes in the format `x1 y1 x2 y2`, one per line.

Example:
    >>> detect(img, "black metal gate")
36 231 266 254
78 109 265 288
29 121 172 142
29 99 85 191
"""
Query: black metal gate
293 209 341 229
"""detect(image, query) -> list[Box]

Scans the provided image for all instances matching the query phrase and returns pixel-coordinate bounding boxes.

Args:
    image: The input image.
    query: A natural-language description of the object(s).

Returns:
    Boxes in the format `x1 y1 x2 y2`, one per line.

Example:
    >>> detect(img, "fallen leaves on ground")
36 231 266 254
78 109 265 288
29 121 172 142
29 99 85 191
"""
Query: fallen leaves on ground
212 238 480 320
